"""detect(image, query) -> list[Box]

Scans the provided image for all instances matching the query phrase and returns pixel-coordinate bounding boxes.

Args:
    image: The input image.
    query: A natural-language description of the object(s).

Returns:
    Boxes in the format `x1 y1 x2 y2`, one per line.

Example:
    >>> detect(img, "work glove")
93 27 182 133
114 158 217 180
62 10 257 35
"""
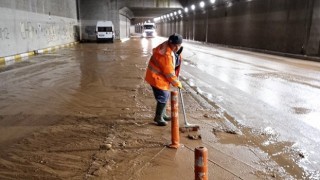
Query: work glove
176 46 183 55
177 82 183 90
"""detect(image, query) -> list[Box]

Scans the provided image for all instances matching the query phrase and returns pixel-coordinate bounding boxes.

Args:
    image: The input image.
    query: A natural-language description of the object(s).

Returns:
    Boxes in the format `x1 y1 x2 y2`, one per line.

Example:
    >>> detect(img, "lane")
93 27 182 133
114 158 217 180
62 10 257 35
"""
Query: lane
180 42 320 178
1 37 319 178
0 52 81 147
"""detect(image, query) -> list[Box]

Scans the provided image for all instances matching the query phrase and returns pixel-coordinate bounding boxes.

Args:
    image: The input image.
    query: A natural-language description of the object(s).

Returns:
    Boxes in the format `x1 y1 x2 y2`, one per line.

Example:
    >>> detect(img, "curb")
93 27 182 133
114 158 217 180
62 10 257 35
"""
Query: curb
0 42 78 66
183 39 320 63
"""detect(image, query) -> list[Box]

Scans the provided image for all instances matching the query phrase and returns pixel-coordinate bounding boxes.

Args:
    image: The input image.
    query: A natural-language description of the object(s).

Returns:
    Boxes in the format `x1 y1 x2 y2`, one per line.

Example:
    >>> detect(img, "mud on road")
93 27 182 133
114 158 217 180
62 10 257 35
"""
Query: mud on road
0 40 309 179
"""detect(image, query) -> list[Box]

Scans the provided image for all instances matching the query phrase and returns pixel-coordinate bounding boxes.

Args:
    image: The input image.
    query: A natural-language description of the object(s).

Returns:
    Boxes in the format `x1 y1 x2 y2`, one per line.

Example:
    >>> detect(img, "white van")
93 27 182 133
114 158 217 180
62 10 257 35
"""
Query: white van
142 22 157 38
96 21 114 42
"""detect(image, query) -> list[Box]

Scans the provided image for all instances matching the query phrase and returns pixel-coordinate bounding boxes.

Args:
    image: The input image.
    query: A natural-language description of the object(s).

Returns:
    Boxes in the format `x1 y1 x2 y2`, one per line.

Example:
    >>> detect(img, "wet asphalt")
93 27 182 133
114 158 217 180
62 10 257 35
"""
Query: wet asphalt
1 37 319 179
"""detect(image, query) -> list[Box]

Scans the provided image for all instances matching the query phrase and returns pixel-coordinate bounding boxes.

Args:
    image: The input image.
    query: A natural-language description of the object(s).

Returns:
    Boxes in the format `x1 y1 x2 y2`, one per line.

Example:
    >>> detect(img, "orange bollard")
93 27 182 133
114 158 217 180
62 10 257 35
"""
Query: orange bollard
195 147 208 180
169 91 180 149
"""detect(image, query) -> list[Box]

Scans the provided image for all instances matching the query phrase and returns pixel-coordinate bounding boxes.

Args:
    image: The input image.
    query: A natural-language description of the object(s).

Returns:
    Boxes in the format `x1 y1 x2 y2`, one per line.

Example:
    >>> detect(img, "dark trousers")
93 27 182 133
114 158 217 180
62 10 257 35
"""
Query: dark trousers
151 86 169 104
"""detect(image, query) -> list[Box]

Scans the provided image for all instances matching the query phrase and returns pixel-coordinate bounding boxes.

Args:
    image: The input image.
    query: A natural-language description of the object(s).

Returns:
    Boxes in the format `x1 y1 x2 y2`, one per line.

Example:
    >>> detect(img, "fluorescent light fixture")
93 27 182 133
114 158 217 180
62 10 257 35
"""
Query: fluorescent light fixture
200 1 205 8
154 17 160 22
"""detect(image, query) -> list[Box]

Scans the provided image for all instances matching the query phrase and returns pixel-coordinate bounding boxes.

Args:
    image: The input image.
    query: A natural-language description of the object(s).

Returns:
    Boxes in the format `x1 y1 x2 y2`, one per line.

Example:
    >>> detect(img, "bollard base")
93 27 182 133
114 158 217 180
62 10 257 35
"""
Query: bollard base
167 143 182 149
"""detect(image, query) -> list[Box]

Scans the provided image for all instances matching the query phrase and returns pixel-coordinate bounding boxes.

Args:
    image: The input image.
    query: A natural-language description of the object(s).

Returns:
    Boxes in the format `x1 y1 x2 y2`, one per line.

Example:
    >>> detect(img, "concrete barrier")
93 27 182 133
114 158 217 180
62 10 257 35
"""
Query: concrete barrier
0 42 78 66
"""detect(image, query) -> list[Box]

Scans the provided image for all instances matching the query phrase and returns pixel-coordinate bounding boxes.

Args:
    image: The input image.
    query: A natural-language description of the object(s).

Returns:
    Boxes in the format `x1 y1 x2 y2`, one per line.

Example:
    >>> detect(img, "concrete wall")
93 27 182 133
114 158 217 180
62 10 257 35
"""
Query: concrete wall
119 7 131 38
157 0 320 57
0 0 78 57
306 0 320 55
78 0 182 41
79 0 133 41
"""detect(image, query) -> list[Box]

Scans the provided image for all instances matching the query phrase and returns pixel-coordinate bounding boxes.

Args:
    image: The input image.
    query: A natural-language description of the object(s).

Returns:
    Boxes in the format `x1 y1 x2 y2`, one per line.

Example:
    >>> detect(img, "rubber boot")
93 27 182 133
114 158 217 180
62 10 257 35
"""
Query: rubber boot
162 104 171 121
153 102 168 126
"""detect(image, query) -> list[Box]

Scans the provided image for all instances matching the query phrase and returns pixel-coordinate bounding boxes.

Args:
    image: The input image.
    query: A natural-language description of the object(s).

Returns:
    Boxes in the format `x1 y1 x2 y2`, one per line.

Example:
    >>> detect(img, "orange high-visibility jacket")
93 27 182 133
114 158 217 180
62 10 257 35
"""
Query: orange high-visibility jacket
145 41 182 90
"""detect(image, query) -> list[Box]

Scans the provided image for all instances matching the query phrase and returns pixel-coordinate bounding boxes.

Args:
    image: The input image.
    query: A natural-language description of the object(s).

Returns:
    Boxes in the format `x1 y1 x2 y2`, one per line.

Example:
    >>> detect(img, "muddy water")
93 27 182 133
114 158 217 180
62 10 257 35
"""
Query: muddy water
180 42 320 179
0 40 169 179
0 38 318 179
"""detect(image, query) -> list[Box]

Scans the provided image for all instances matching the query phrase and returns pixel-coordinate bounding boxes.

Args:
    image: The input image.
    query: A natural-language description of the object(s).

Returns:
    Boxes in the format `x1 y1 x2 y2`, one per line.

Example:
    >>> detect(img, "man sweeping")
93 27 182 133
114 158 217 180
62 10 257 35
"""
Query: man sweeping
145 33 183 126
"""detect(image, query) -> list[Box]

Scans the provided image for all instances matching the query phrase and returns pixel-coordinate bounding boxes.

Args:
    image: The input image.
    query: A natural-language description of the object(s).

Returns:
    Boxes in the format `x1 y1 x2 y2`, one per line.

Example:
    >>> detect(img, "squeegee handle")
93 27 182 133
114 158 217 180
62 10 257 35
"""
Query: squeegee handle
179 88 188 124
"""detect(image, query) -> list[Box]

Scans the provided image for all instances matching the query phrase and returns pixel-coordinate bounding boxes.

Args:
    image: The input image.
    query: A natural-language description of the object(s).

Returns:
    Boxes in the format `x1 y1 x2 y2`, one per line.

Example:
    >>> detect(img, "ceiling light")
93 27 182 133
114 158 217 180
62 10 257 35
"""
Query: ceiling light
191 4 195 10
200 1 205 8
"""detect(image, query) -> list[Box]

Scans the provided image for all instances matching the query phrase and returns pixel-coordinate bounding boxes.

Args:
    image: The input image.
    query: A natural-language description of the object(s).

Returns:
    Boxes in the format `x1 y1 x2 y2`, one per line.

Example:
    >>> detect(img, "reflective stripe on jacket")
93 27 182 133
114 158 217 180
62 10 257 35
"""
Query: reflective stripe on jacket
145 41 181 90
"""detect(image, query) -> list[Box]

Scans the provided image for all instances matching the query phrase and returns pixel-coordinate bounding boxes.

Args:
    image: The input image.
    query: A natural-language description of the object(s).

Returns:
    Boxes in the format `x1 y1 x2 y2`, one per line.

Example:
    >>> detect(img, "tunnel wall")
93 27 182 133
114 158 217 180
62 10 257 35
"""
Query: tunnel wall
79 0 133 41
79 0 182 41
119 7 132 39
157 0 320 57
0 0 78 57
307 0 320 56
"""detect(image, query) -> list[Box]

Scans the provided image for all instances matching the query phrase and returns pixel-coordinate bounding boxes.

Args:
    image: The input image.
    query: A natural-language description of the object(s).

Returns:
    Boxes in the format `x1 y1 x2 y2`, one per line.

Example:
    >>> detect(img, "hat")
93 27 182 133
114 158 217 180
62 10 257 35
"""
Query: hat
168 33 183 44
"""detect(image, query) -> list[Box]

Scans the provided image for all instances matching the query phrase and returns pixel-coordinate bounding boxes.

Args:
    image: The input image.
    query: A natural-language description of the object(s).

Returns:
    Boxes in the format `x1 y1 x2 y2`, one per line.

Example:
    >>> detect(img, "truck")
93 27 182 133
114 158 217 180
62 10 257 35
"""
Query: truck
96 21 114 42
141 22 157 38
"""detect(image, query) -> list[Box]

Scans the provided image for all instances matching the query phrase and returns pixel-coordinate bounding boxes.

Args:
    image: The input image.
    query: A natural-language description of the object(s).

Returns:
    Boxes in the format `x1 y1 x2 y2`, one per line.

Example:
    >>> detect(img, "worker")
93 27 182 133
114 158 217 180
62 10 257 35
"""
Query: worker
145 33 183 126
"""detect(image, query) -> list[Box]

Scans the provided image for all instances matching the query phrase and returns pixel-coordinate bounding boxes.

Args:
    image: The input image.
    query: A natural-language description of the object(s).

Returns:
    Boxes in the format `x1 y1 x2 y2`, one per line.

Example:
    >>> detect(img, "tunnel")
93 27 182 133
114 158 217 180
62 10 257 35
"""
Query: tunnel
1 1 320 179
0 0 319 59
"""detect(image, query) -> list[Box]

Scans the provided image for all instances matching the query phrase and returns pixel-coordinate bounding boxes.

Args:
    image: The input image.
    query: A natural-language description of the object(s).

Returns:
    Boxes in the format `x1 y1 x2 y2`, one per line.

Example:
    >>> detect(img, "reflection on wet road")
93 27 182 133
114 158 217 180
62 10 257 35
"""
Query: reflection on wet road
1 37 319 179
180 42 320 178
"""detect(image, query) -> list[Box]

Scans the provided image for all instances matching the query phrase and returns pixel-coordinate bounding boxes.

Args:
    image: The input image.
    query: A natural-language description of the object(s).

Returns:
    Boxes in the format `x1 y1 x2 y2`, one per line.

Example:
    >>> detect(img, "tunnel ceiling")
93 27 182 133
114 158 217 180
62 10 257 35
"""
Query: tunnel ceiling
128 0 234 22
130 7 181 19
128 0 185 23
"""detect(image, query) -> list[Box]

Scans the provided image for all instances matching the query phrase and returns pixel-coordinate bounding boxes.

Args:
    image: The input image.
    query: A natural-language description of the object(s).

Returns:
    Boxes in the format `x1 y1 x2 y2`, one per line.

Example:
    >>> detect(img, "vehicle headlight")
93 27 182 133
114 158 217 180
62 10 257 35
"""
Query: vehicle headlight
142 32 146 37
